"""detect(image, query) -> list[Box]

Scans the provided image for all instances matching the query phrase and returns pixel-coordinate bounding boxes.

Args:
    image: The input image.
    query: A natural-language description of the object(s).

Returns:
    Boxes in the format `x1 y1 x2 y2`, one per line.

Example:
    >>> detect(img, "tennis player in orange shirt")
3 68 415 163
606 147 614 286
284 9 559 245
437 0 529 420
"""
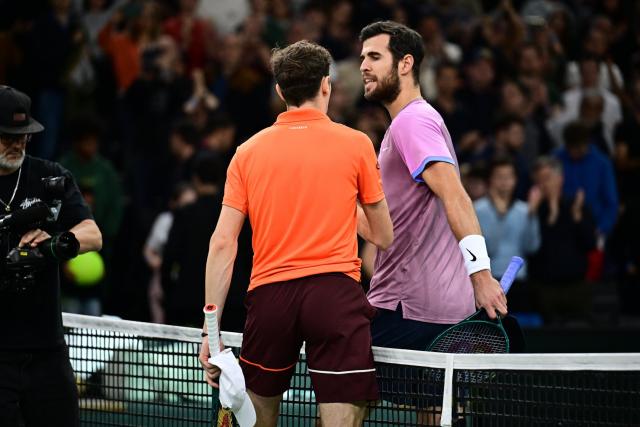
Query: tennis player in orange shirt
199 41 393 426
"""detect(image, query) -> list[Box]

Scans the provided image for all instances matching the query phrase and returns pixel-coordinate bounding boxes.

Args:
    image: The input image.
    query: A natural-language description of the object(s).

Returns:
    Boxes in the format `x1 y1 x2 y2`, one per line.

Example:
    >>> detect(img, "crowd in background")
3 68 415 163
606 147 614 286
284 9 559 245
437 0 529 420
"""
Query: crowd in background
1 0 639 329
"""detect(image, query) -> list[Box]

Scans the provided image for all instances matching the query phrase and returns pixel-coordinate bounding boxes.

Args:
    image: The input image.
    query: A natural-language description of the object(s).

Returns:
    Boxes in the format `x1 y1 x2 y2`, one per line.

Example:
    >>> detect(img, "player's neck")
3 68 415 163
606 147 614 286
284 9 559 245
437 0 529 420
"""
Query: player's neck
287 98 328 115
385 85 422 120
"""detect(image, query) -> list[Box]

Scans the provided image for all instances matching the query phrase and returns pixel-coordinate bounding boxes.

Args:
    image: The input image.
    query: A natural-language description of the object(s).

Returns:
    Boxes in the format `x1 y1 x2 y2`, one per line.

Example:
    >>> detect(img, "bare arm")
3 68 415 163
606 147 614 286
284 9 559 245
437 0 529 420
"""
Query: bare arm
200 205 245 387
19 219 102 254
357 198 393 250
203 206 245 325
70 219 103 254
421 162 507 318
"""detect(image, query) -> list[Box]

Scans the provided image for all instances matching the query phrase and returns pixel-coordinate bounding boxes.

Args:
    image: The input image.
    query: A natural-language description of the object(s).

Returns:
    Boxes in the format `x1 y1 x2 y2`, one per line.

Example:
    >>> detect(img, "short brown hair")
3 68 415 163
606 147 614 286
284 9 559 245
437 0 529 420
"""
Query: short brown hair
270 40 332 107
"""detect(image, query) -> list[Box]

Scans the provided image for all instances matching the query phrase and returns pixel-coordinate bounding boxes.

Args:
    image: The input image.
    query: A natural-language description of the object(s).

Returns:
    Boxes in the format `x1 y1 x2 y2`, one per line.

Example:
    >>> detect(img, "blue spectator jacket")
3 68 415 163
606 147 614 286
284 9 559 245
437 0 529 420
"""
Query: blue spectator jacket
556 145 619 235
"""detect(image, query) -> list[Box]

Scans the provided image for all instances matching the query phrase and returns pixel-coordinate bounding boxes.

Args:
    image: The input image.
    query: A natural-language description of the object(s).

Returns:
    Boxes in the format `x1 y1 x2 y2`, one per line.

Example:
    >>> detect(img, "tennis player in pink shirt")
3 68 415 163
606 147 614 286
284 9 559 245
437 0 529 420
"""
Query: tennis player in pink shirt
358 21 508 351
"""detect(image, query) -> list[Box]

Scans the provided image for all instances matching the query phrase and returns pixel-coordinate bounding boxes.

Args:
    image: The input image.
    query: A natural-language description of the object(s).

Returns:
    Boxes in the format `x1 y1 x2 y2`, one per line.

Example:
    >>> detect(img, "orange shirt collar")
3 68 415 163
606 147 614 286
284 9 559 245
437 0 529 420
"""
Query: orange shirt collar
275 108 329 124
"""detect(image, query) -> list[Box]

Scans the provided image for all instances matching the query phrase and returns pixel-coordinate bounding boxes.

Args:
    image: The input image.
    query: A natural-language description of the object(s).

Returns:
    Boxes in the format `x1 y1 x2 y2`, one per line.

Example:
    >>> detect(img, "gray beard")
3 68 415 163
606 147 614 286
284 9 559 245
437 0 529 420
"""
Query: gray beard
0 150 25 171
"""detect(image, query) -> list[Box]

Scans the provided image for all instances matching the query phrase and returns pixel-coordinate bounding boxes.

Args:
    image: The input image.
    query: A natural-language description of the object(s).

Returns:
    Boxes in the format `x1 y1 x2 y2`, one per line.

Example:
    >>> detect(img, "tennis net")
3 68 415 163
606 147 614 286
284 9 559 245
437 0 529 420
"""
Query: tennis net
63 313 640 427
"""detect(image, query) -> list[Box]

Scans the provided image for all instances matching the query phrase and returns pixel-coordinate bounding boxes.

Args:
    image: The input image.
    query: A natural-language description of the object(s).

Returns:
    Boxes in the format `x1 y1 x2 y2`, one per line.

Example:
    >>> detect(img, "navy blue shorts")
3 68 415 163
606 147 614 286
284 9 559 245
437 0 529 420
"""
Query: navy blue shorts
371 303 452 408
371 303 451 350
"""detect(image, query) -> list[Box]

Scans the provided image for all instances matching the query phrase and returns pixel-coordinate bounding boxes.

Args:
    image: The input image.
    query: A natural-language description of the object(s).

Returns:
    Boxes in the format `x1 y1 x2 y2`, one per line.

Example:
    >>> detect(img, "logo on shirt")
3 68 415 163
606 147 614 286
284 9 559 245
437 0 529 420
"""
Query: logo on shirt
289 125 308 130
19 198 43 209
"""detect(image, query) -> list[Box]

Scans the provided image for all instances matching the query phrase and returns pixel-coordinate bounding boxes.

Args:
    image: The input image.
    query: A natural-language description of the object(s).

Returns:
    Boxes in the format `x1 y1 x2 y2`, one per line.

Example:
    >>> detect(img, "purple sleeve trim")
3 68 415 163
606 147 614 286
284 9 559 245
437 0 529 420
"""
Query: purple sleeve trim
411 156 455 182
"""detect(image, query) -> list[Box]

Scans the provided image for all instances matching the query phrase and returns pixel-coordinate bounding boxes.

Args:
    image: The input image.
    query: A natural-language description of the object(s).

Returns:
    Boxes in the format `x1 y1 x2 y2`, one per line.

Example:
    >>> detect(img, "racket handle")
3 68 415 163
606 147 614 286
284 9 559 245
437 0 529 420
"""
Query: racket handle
203 304 221 357
500 256 524 294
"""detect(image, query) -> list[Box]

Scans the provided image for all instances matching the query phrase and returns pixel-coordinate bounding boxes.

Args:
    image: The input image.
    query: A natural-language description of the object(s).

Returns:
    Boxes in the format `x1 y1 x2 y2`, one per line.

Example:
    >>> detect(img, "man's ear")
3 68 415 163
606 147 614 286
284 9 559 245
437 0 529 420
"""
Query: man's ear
321 76 331 96
275 83 286 104
398 54 415 78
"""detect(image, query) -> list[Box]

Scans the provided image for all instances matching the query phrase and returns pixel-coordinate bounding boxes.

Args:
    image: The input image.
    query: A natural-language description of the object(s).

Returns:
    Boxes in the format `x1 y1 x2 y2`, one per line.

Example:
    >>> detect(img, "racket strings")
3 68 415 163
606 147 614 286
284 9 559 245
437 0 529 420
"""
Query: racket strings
429 322 508 354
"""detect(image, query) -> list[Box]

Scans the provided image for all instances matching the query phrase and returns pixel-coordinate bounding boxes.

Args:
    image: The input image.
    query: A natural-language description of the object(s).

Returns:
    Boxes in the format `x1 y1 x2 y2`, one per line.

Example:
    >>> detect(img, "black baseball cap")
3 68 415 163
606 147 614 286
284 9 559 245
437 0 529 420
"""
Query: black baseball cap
0 85 44 135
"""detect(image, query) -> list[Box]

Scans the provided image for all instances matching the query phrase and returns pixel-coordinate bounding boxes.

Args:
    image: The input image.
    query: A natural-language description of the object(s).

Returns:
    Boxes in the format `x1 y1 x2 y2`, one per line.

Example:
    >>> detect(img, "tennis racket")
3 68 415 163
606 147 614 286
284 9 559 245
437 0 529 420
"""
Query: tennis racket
203 304 236 426
427 256 524 354
203 304 221 357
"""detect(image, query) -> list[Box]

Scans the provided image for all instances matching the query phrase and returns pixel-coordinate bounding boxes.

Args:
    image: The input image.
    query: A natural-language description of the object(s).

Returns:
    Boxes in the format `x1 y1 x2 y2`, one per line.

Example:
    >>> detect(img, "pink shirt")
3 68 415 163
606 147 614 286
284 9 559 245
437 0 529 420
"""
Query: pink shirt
367 99 475 324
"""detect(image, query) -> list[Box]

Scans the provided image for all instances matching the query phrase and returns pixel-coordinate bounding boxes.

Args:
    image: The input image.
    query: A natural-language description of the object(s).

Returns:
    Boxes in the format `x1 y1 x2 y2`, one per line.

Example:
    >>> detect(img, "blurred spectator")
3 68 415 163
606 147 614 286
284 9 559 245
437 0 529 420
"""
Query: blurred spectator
201 113 237 163
81 0 128 59
143 182 196 323
320 0 355 61
353 106 388 152
213 21 273 141
123 29 192 212
498 79 551 162
548 56 622 154
99 0 173 95
27 0 85 159
59 114 124 248
417 13 462 100
474 157 541 311
460 163 488 201
183 68 219 131
611 117 640 315
286 2 324 44
529 156 597 325
476 156 541 276
478 0 526 74
161 154 222 327
163 0 216 74
196 0 249 35
555 120 618 237
0 15 24 85
521 18 566 90
515 42 559 109
432 63 473 148
458 48 499 136
168 119 199 186
565 25 624 91
468 115 531 200
161 154 250 331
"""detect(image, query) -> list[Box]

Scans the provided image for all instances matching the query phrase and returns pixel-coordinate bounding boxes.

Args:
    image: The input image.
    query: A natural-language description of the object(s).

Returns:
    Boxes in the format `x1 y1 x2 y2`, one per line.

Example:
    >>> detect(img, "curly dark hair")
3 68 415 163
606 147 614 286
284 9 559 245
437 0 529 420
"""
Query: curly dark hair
270 40 332 107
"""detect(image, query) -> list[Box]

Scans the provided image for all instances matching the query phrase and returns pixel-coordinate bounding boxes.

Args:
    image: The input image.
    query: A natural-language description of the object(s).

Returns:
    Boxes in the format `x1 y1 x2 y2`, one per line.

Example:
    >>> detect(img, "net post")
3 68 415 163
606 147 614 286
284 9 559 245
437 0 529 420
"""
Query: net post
440 354 454 427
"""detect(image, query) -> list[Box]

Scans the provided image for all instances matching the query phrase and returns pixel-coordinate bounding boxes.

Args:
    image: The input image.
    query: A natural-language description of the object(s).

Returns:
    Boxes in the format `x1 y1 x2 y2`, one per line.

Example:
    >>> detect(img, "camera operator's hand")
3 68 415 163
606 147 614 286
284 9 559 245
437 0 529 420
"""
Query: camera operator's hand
19 229 51 248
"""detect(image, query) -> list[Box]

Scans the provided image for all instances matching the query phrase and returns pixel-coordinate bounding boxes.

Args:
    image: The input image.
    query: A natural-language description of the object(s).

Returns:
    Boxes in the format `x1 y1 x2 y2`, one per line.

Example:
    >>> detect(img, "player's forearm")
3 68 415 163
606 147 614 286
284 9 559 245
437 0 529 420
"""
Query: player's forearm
203 234 238 329
359 199 394 249
70 219 103 253
441 191 482 241
357 204 373 242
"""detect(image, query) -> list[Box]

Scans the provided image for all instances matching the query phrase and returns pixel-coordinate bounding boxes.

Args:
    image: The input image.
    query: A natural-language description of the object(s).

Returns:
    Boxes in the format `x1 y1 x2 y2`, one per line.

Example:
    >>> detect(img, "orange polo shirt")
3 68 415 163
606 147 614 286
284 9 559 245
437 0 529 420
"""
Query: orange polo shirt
223 108 384 291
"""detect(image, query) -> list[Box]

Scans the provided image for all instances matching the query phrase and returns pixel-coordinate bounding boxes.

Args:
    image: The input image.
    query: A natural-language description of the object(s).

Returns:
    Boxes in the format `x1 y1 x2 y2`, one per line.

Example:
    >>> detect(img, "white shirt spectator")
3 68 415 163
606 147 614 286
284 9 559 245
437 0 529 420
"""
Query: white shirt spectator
547 88 622 153
565 61 624 93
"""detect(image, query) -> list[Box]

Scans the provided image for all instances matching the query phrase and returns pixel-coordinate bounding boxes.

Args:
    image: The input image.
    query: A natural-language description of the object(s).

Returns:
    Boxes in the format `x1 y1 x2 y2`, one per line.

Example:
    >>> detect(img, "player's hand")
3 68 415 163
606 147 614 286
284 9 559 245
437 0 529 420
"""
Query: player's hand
199 335 224 388
19 229 51 248
470 270 507 319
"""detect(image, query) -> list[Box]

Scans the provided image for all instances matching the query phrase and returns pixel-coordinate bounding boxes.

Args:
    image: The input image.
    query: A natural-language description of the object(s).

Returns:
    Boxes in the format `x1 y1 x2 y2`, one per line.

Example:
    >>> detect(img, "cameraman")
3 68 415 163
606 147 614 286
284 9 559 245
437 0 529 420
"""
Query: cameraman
0 86 102 427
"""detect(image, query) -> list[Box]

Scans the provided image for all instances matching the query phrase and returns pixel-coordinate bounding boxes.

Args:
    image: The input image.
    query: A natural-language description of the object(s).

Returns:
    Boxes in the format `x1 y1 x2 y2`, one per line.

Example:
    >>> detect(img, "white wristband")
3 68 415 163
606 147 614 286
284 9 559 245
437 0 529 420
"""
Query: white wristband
459 235 491 276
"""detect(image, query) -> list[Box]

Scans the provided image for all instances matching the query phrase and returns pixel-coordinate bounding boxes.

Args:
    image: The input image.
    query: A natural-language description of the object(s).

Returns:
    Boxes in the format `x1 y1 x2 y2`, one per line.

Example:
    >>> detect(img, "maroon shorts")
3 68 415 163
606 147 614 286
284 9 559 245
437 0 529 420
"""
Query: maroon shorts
239 273 379 403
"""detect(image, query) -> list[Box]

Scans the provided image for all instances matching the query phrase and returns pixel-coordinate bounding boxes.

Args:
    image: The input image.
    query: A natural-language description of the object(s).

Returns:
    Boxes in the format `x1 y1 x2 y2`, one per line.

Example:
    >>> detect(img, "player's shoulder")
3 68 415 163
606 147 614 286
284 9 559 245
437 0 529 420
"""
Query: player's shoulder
234 126 278 155
391 100 444 132
330 122 372 146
